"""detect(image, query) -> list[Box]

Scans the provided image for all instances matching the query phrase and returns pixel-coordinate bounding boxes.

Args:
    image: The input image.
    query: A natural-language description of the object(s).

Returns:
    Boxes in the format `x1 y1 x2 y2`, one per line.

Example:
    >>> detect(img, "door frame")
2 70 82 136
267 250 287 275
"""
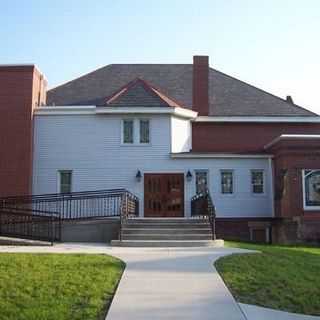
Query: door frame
143 172 185 217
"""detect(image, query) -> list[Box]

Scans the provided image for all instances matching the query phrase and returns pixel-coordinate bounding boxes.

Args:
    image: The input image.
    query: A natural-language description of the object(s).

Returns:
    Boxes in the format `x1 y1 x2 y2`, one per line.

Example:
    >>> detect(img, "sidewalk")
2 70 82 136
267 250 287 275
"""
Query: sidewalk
1 243 318 319
0 243 248 320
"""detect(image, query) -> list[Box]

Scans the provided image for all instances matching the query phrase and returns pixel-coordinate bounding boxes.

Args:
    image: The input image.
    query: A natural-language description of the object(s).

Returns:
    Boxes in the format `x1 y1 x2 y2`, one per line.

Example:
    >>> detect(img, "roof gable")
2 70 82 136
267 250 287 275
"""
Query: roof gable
47 64 318 117
103 78 182 107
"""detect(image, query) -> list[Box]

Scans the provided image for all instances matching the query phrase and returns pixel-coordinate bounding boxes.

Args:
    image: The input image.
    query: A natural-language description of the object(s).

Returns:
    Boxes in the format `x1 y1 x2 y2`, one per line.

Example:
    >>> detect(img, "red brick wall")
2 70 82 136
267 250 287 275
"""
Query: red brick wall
192 122 320 153
0 65 46 197
273 150 320 219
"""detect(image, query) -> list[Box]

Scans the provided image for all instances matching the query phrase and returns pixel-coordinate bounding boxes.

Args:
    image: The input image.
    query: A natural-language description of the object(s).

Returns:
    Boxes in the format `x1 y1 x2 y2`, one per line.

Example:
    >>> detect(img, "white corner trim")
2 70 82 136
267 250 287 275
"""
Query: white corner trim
264 134 320 149
170 153 274 159
173 107 198 119
194 116 320 123
34 105 198 119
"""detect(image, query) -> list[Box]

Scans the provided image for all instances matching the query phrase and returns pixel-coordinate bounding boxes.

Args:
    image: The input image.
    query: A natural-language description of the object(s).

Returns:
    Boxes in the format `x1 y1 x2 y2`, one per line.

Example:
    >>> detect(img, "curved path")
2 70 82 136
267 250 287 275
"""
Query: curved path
1 243 318 320
0 244 249 319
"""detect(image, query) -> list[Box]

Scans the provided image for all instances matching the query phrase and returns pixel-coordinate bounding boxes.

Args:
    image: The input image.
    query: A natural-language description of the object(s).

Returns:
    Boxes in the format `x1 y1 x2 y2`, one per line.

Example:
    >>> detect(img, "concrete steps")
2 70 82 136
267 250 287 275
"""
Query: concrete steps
122 234 212 241
111 217 223 247
122 228 212 235
111 239 224 247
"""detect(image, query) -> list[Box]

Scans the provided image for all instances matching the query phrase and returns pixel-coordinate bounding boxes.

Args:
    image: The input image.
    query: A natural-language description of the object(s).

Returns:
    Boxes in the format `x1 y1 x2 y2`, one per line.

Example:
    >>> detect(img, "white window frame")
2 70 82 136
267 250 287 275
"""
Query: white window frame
302 169 320 211
57 170 72 194
195 169 209 194
121 118 135 144
121 118 151 145
251 169 265 195
220 169 234 195
139 118 151 145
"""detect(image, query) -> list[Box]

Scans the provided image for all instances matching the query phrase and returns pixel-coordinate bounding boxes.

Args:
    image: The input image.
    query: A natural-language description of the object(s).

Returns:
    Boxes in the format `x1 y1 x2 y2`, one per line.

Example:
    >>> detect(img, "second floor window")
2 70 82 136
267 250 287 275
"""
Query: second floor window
221 170 233 194
122 119 150 144
140 119 150 143
123 119 134 144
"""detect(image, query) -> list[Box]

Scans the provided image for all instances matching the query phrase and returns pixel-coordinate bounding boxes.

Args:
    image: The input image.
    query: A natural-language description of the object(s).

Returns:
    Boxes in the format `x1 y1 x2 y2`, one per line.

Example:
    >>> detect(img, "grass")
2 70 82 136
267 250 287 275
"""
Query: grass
0 253 125 320
215 241 320 316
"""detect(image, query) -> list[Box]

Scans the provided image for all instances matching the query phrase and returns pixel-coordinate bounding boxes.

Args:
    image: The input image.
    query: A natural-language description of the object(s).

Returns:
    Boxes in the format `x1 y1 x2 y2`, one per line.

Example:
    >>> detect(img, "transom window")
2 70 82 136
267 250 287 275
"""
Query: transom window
195 170 208 194
251 170 264 194
303 169 320 209
221 170 233 194
122 119 150 144
59 170 72 193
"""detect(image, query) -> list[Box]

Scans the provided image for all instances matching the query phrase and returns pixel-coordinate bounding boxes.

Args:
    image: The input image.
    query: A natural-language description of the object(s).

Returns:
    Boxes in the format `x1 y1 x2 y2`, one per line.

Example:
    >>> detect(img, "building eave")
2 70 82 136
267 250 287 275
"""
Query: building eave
264 134 320 150
34 105 198 119
194 116 320 123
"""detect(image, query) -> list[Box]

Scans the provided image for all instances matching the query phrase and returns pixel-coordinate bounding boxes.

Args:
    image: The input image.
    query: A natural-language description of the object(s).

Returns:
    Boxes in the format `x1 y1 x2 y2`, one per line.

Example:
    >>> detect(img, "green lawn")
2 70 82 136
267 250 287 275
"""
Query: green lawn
215 242 320 316
0 253 125 320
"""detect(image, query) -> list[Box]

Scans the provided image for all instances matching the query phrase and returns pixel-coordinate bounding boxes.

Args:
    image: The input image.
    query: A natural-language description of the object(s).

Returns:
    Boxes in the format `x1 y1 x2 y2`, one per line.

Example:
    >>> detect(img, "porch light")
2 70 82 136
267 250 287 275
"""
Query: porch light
186 170 193 181
136 170 142 182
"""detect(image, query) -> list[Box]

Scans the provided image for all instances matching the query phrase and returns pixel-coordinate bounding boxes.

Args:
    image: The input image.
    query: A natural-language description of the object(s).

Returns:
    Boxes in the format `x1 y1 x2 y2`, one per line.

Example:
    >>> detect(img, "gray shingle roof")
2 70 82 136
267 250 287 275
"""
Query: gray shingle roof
47 64 317 117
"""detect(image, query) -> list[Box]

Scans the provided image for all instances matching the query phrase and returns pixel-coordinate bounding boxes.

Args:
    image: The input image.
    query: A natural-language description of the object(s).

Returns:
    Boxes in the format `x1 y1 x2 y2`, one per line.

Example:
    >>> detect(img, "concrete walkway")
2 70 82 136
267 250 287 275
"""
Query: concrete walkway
0 243 248 320
0 243 319 320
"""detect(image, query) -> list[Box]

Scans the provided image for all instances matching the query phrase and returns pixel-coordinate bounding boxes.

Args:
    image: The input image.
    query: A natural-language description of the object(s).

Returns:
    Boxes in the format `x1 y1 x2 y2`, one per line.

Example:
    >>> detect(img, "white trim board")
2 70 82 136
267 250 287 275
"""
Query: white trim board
264 134 320 149
195 116 320 123
171 153 273 159
34 106 198 119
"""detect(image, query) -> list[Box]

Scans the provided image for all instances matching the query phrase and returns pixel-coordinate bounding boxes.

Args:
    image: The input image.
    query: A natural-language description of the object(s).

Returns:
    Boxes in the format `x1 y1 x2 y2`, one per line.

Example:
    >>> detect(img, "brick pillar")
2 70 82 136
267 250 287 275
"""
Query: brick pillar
0 65 46 196
193 55 209 116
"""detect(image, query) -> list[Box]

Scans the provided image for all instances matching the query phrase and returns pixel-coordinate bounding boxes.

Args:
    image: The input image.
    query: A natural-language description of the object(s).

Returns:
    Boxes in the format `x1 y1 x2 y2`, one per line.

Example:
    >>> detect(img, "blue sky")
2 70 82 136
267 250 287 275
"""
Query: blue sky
1 0 319 114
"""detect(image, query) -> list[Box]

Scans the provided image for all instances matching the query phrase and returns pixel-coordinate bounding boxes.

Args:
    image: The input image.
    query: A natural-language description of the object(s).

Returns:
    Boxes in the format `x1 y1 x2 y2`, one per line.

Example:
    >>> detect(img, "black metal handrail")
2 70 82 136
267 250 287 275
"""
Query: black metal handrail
0 189 138 220
191 189 216 240
119 192 139 241
0 207 61 244
0 188 139 243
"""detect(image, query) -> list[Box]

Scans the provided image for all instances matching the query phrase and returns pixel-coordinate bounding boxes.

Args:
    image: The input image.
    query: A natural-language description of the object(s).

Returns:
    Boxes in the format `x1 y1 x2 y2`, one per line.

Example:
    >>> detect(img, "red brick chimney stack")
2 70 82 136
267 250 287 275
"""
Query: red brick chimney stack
0 65 47 196
193 55 209 116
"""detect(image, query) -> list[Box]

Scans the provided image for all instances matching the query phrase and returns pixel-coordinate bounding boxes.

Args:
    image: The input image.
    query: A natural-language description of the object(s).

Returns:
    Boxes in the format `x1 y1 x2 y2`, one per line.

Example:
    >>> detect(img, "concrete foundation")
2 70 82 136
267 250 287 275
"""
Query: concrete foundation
61 218 120 243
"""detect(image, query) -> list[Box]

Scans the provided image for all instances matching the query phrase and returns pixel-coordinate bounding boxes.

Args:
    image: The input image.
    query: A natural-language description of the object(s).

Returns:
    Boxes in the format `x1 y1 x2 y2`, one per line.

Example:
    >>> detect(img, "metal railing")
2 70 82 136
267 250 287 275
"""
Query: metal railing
191 189 216 240
0 188 139 243
119 192 139 241
0 207 60 244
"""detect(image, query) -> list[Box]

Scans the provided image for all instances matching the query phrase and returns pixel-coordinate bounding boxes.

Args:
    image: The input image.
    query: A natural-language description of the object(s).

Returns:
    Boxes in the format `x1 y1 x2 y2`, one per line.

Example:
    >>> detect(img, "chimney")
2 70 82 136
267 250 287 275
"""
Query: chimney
0 65 46 196
286 95 294 104
193 55 209 116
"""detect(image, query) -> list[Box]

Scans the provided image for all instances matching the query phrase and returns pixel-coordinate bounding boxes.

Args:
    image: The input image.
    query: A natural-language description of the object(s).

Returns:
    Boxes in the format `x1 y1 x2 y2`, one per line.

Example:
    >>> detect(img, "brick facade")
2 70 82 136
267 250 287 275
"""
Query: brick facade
192 122 320 153
0 65 46 197
192 56 209 116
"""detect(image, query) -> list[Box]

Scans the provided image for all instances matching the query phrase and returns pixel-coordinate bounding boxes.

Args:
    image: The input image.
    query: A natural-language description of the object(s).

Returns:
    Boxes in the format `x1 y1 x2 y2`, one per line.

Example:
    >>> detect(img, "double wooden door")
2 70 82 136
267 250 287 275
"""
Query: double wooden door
144 173 184 217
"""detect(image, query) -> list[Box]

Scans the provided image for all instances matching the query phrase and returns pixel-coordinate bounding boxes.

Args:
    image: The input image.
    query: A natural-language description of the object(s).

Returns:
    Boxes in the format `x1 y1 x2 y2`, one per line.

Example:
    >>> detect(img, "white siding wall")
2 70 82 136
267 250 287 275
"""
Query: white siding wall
33 113 274 218
171 116 192 152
